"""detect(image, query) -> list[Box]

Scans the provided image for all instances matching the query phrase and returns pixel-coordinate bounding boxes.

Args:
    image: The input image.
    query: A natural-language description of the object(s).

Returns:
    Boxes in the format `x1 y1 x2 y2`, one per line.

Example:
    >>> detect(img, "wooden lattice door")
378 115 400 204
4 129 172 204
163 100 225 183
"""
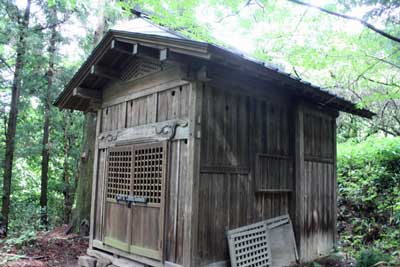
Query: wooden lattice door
103 141 168 261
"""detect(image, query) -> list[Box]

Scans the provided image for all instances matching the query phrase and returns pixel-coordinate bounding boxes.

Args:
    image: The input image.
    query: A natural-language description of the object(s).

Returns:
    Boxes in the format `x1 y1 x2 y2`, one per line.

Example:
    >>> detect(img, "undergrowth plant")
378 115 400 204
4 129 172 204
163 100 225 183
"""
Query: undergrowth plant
337 136 400 264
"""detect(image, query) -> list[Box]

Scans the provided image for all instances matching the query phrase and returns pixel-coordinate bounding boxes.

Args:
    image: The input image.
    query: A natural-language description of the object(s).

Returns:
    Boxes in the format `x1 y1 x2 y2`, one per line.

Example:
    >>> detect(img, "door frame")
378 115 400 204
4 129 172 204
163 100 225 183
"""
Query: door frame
102 140 169 262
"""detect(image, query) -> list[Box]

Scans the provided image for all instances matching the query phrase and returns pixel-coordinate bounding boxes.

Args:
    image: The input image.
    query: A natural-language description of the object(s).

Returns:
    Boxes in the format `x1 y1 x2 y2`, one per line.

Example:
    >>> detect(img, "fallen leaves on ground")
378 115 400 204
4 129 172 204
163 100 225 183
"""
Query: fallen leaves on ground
0 226 88 267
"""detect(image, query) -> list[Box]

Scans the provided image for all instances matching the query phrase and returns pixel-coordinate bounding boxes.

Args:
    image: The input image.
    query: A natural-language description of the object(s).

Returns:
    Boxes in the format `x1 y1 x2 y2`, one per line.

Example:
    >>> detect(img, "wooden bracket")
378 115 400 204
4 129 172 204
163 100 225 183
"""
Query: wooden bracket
111 39 138 55
72 87 102 100
196 66 211 82
159 48 169 61
91 65 120 81
111 39 170 63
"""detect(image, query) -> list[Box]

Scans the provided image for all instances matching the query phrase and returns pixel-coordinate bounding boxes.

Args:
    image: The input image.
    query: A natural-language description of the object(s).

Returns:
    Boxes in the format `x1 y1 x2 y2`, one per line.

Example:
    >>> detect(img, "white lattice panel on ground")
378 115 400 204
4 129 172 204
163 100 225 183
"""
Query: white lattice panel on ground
227 221 272 267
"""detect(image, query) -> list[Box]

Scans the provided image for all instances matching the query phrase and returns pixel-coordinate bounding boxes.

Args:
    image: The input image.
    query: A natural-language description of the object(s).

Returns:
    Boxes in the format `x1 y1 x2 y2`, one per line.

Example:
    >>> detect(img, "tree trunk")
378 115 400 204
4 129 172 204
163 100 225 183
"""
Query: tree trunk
40 8 57 227
73 2 106 234
62 111 73 224
0 0 31 237
74 113 96 235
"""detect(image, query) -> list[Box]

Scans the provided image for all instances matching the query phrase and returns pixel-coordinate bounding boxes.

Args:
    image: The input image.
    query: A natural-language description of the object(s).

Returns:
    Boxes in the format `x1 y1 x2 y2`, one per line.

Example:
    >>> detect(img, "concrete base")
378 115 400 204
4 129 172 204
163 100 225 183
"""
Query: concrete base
78 256 97 267
87 248 147 267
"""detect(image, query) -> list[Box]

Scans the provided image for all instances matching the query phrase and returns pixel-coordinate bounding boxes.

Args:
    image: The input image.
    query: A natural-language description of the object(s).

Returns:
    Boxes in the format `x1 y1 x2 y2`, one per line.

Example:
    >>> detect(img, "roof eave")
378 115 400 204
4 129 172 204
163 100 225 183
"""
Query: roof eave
54 30 211 109
207 44 375 119
55 31 375 119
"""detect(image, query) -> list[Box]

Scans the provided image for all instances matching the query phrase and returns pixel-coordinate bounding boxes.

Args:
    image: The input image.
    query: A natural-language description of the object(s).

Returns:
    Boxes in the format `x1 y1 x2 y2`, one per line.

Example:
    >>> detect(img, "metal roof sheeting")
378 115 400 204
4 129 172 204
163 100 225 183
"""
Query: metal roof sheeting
55 17 374 118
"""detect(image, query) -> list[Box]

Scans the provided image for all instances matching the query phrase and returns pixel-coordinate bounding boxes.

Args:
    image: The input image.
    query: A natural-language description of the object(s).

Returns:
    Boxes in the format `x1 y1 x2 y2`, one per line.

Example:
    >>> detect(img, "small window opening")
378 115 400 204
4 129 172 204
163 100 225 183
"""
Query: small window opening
171 90 175 96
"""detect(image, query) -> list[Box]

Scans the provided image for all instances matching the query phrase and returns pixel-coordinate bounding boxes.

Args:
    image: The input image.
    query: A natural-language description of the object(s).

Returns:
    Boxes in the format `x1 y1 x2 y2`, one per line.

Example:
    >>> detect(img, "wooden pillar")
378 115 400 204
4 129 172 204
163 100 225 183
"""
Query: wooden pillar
332 115 338 246
89 110 102 249
183 81 203 267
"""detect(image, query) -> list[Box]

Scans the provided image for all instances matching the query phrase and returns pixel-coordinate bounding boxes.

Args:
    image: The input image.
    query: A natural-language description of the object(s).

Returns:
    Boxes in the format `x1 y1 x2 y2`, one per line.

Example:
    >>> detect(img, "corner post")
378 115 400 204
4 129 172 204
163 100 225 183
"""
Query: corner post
292 101 305 260
332 114 338 246
183 81 203 267
89 109 102 249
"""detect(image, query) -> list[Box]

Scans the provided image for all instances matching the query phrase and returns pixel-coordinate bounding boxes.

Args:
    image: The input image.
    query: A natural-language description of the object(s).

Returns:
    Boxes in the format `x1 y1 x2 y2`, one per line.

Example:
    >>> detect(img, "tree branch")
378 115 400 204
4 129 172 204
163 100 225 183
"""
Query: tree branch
292 66 302 79
0 57 12 72
361 75 400 89
32 13 70 32
288 0 400 44
365 53 400 70
216 0 253 23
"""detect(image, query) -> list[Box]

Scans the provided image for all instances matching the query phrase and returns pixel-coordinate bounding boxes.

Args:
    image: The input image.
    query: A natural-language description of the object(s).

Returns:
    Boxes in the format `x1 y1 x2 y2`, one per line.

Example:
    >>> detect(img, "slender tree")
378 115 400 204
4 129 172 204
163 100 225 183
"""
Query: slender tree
73 0 106 233
62 110 73 224
1 0 32 237
40 5 58 227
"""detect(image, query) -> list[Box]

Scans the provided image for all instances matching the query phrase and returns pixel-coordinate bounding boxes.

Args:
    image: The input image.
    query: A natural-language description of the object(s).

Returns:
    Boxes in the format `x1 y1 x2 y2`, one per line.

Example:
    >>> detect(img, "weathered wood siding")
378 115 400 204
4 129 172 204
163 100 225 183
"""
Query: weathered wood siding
197 82 337 265
198 84 293 265
92 67 191 265
90 63 338 266
253 98 293 221
299 108 336 260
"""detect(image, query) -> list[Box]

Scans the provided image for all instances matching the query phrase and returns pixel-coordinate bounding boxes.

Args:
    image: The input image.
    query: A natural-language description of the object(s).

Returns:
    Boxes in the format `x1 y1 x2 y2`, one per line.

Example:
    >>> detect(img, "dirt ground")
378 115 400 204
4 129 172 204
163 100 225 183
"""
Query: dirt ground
0 226 88 267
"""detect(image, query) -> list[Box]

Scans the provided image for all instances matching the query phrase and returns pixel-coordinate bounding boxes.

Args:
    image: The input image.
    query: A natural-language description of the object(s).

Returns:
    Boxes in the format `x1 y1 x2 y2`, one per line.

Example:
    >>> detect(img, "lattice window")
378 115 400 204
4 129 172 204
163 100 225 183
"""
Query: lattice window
227 221 272 267
106 146 133 199
121 58 162 81
132 143 166 204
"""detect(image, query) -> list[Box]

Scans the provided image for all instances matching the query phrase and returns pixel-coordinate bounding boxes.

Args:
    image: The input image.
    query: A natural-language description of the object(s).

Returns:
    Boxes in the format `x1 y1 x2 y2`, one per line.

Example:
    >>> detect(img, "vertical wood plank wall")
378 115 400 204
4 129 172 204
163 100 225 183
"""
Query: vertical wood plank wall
198 83 336 265
198 84 293 265
90 65 337 265
299 108 336 260
92 70 191 266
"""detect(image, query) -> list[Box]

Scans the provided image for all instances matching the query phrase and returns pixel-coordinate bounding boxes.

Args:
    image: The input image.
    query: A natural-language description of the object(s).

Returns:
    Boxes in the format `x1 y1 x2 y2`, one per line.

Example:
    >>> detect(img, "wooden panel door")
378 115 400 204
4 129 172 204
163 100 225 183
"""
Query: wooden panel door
103 145 133 252
103 142 168 261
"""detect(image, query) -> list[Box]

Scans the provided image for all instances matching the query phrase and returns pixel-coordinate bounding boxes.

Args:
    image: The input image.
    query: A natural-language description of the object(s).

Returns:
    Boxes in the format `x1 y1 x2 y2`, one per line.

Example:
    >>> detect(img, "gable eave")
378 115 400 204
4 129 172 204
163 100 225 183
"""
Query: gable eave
55 30 374 119
54 30 211 110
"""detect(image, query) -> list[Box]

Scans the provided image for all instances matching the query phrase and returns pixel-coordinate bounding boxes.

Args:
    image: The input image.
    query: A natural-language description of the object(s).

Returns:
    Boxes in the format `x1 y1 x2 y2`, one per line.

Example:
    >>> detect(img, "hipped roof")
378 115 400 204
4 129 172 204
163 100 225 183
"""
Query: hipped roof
55 18 374 118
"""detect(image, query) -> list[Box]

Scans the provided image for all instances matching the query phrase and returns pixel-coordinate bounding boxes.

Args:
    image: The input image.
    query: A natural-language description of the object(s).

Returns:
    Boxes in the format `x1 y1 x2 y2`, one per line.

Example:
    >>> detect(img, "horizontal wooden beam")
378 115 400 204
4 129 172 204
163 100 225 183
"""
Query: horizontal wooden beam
98 119 189 149
181 65 212 82
90 65 120 81
72 87 102 100
111 39 169 62
110 39 138 55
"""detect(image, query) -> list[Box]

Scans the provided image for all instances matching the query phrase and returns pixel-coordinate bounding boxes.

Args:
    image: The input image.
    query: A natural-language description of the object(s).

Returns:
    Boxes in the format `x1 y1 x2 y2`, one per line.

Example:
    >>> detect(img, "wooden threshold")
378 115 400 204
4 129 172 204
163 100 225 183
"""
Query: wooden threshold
104 236 129 252
130 245 161 260
92 239 164 267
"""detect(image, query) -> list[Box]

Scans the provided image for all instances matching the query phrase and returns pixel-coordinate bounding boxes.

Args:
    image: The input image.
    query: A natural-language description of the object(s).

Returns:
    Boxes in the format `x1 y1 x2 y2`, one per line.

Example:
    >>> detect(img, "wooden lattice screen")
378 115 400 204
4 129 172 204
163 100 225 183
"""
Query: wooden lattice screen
132 143 166 204
227 221 272 267
121 58 162 81
106 146 133 199
106 142 167 205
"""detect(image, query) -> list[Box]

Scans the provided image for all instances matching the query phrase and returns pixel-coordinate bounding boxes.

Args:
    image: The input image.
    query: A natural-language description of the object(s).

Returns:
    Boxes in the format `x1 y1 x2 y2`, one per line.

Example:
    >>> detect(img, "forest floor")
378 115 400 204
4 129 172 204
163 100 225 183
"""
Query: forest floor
290 255 357 267
0 226 87 267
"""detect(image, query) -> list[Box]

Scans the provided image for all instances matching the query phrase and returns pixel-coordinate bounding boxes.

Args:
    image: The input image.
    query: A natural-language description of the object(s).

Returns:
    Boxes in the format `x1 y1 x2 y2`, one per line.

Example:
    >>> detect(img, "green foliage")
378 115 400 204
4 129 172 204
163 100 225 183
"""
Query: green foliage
337 136 400 258
2 229 37 249
356 249 391 267
0 0 86 234
0 2 398 264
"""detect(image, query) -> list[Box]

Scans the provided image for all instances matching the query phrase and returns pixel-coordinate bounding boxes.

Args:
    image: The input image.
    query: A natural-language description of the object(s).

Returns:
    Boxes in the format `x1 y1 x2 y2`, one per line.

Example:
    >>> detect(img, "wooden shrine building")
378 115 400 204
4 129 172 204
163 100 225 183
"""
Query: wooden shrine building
55 18 374 267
